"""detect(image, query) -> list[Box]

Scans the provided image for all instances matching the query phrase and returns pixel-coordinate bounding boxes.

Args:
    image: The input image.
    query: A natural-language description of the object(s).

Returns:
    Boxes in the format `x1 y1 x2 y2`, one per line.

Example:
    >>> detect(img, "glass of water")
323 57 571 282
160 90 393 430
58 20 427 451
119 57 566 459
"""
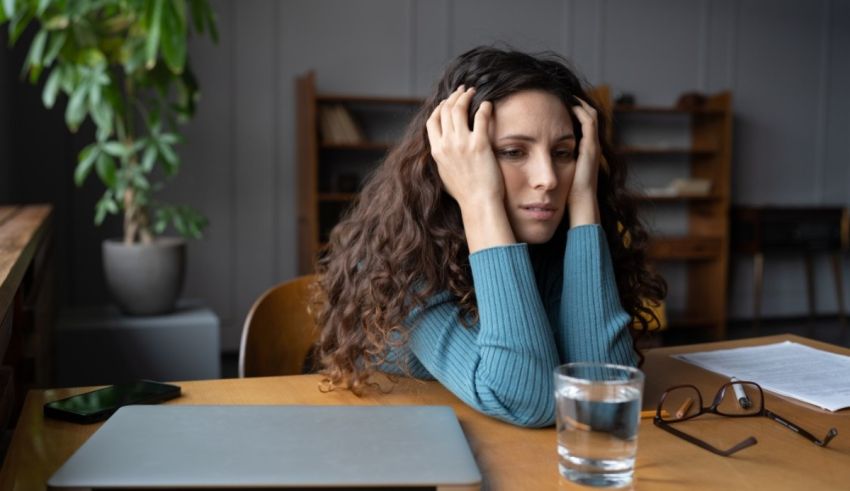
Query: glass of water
554 362 645 488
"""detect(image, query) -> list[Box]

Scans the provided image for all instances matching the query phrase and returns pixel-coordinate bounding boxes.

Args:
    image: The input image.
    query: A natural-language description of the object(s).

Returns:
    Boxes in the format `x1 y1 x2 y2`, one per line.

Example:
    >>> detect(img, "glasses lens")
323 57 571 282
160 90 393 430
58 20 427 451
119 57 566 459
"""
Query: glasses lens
716 382 761 416
660 386 701 421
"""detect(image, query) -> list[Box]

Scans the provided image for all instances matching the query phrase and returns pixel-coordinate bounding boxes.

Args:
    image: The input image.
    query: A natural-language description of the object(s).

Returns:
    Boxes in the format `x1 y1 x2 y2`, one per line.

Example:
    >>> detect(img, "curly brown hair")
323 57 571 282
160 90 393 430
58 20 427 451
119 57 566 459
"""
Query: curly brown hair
313 46 666 394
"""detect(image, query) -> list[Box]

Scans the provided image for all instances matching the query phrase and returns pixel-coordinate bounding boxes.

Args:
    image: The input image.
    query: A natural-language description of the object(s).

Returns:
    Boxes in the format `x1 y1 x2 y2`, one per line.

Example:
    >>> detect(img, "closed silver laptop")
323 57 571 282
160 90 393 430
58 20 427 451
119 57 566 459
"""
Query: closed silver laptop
48 405 481 490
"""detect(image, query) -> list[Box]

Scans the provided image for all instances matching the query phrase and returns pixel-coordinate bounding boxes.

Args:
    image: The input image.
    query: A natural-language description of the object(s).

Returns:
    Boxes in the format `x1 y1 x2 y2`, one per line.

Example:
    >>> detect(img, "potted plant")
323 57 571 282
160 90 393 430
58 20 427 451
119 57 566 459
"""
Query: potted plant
2 0 217 315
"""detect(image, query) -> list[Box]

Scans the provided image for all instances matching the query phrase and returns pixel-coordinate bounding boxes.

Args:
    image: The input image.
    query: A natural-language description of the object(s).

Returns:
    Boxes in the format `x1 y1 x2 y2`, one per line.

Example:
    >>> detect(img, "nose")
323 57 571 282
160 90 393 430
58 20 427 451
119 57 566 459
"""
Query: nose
528 151 558 191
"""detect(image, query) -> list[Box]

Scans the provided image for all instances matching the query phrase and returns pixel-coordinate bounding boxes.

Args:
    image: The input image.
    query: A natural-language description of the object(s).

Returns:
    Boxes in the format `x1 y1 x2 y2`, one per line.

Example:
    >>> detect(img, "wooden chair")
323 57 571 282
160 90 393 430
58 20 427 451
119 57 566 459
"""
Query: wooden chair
238 275 320 377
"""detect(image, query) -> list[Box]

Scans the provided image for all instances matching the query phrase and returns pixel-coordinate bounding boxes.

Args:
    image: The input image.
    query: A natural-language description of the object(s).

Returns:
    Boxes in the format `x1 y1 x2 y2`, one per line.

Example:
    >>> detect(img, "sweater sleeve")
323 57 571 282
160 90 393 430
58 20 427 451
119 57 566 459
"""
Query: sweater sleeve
404 244 560 427
558 224 637 366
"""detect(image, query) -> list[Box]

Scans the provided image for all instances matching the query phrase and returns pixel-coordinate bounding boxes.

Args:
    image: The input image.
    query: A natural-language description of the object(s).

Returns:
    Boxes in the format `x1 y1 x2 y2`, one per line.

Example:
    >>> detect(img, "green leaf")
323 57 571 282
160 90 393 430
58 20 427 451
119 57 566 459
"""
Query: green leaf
10 10 35 45
102 141 128 157
36 0 51 16
95 191 119 225
158 141 178 174
131 172 150 191
90 99 113 135
145 0 165 69
65 84 87 130
0 6 6 23
42 68 61 108
204 3 218 42
43 15 69 30
173 212 187 236
158 132 179 145
141 143 157 172
95 152 117 187
2 0 14 19
159 0 186 74
75 144 99 186
43 30 66 66
29 30 48 66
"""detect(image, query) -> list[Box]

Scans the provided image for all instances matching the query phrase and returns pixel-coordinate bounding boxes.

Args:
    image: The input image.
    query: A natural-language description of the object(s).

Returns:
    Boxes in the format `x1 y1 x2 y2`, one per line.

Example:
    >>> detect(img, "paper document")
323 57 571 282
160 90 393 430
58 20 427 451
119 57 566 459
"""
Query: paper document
673 341 850 412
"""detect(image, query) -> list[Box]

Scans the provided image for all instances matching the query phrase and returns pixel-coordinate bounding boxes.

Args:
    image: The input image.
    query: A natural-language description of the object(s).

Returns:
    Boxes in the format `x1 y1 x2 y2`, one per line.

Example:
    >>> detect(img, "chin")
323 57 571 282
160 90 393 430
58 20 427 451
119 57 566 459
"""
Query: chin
516 227 558 245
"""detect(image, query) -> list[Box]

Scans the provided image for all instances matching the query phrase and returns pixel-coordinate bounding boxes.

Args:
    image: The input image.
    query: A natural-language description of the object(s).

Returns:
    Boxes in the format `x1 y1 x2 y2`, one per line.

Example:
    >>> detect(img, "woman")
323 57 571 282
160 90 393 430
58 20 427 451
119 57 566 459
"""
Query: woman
313 46 666 427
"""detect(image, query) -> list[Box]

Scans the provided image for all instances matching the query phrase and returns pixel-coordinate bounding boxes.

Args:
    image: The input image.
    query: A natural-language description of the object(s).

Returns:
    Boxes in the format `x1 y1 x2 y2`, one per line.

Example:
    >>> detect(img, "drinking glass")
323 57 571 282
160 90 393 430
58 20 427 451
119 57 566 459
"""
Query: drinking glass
554 362 645 488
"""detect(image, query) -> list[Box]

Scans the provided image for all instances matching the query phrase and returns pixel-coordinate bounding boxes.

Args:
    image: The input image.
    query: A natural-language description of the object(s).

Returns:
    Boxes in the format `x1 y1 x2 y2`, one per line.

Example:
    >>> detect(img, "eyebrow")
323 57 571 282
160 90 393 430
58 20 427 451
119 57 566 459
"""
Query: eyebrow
496 134 575 143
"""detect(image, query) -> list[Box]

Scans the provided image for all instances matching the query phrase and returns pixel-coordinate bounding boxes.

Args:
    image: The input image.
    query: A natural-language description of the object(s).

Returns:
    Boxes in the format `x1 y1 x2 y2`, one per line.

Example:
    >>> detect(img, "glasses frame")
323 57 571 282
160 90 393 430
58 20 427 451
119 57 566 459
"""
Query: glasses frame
654 381 838 457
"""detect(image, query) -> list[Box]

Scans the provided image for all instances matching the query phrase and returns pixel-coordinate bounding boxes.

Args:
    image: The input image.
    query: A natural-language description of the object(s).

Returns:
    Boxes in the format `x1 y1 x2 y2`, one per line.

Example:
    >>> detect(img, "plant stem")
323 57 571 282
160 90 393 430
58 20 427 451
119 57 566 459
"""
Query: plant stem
121 76 153 244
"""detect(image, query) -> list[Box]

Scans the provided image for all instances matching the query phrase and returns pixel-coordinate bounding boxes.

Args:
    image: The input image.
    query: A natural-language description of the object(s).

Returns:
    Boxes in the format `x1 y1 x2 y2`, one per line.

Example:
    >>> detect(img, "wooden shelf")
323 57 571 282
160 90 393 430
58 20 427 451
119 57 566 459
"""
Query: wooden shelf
317 94 423 105
648 236 723 260
618 146 717 157
614 105 725 117
318 193 357 202
298 71 422 274
320 142 392 151
637 193 721 203
666 314 720 329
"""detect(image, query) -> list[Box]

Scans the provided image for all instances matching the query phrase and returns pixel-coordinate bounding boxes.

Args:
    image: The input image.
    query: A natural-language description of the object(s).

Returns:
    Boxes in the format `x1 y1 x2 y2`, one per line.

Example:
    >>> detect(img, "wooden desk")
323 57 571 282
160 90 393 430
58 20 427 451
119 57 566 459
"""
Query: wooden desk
2 334 849 490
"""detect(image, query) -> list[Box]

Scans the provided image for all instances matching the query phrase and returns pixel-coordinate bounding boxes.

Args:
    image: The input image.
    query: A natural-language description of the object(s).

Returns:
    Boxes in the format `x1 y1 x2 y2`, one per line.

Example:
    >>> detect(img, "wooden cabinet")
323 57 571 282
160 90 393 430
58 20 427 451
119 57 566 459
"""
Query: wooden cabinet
0 205 55 426
296 71 422 274
613 93 733 339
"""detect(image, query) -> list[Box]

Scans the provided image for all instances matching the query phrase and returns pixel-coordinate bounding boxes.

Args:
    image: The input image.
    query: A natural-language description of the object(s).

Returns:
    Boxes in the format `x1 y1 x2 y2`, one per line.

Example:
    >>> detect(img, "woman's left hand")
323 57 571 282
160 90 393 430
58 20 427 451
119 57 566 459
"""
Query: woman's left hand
568 97 601 226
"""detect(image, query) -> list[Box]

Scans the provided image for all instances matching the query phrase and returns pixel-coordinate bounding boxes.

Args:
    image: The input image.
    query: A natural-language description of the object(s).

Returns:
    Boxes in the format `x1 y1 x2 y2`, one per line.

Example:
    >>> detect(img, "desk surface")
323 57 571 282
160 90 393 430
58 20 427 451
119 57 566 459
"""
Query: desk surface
3 334 849 490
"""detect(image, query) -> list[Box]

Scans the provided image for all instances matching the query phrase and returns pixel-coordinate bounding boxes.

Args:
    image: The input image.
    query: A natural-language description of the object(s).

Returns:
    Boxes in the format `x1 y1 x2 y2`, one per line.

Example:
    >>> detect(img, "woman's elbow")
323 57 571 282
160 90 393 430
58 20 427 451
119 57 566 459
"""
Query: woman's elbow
480 380 556 428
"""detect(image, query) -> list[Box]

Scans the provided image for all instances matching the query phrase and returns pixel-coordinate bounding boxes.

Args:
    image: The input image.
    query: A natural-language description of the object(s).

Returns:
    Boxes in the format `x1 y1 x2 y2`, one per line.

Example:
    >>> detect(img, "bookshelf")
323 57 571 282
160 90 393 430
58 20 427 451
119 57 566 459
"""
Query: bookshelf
613 92 733 340
296 75 733 340
296 71 423 273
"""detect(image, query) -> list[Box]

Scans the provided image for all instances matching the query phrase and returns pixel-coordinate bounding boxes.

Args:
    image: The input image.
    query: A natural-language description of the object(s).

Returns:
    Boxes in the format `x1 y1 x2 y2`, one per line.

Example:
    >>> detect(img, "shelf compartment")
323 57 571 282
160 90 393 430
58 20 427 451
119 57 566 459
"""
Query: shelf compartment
666 313 720 329
637 193 723 203
614 105 725 117
317 94 423 106
319 193 358 202
320 142 393 151
618 146 717 157
648 236 722 260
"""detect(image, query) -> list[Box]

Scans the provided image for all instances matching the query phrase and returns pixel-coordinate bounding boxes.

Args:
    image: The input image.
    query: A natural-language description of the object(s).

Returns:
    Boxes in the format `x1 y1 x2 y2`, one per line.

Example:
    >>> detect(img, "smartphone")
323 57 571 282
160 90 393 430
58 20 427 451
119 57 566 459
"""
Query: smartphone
43 380 181 424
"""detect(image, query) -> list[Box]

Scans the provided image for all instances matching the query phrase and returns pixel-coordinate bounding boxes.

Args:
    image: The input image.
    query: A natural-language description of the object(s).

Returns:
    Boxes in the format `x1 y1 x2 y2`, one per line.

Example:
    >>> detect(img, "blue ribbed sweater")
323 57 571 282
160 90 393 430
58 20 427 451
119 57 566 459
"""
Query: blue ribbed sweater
382 224 636 427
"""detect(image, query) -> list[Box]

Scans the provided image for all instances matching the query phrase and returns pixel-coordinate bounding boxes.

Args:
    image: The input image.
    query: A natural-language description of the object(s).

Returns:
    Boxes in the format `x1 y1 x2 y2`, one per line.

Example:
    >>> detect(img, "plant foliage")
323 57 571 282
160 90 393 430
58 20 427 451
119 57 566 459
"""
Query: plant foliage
2 0 217 243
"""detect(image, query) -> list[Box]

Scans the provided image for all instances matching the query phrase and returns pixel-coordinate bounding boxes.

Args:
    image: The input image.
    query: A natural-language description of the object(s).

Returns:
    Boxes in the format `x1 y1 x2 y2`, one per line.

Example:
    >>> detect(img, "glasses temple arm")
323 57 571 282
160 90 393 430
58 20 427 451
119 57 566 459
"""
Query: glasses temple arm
763 409 839 447
654 418 758 457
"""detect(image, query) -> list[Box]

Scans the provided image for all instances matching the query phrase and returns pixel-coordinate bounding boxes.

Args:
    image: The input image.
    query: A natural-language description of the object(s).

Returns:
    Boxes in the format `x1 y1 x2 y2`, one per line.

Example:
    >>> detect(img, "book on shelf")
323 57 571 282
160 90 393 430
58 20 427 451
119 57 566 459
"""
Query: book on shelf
318 104 364 144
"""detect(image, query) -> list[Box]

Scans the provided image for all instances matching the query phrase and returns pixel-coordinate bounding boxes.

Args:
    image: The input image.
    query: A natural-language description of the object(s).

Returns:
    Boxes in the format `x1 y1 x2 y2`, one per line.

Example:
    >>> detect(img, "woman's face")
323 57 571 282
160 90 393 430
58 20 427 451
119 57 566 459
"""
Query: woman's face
490 90 576 244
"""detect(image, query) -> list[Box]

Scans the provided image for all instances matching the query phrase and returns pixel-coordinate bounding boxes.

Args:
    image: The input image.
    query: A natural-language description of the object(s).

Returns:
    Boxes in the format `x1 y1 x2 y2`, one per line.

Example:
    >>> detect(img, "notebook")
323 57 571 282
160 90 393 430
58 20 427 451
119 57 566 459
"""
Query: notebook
48 405 482 490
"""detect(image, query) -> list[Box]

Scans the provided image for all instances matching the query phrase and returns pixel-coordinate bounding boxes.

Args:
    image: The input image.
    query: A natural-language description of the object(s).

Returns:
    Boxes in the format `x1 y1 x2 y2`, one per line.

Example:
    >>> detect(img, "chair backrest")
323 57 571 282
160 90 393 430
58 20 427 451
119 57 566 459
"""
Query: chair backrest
238 275 320 377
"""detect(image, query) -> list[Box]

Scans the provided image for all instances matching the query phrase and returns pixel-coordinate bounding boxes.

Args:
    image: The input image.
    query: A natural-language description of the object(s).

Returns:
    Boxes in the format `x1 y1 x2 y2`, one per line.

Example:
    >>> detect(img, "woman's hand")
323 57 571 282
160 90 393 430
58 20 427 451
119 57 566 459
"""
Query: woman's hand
568 97 601 227
426 86 503 209
426 86 515 252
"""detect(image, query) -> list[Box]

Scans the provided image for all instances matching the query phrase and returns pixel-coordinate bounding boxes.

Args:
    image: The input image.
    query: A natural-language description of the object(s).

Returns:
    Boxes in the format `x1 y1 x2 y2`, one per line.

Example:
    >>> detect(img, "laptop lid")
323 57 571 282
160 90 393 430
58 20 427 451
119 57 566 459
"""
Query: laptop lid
47 405 481 490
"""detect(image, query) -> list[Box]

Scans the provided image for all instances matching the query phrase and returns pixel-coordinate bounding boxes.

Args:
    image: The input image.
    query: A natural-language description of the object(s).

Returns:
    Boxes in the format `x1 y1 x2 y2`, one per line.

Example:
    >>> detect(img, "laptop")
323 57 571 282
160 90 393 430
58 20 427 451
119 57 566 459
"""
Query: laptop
48 405 481 490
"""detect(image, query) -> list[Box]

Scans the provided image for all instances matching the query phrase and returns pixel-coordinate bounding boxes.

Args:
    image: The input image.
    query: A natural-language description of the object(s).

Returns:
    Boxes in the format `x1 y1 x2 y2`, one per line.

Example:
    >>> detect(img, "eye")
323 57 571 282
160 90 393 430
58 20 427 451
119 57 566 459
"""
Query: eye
553 148 576 161
497 148 526 159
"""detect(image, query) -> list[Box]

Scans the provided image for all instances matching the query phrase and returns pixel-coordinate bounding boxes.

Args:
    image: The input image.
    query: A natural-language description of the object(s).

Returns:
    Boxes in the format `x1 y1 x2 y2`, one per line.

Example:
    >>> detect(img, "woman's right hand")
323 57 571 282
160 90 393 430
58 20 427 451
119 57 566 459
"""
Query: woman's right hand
426 86 503 210
426 86 515 252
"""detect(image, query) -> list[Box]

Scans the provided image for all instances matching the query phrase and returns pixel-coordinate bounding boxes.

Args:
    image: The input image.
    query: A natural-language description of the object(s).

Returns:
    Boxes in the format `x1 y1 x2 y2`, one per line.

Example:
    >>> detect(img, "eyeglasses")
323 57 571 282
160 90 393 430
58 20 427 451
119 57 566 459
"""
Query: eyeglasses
654 381 838 456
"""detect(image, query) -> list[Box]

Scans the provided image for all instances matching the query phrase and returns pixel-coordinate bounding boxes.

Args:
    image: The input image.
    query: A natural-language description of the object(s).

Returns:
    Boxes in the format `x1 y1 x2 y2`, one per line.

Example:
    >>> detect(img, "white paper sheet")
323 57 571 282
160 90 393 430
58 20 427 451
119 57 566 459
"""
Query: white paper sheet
673 341 850 412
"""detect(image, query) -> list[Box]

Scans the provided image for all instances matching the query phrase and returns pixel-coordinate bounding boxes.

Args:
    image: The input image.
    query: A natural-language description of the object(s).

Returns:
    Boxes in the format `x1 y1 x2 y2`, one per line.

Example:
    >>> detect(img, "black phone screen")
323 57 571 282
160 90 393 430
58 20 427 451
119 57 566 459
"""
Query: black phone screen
44 380 181 423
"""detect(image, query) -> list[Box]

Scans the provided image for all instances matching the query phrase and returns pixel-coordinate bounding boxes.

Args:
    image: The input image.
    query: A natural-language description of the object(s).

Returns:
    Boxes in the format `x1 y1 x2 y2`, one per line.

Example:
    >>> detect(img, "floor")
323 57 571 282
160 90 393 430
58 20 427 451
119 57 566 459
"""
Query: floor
219 316 850 379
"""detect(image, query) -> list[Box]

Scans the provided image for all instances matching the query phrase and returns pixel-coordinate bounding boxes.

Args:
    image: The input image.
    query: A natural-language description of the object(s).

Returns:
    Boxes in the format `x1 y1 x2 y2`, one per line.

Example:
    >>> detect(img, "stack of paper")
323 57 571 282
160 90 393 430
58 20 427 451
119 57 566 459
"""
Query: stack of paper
673 341 850 412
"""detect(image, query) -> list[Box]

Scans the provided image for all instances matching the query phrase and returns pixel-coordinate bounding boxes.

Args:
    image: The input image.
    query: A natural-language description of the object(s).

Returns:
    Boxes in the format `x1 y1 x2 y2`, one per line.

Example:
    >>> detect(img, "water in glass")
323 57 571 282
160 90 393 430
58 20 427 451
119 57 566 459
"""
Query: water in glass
556 383 641 488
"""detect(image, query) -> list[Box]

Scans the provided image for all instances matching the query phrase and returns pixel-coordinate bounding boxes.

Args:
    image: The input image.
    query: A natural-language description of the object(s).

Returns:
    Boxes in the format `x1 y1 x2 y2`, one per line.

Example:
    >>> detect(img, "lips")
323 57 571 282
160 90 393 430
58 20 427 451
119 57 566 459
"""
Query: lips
519 203 557 220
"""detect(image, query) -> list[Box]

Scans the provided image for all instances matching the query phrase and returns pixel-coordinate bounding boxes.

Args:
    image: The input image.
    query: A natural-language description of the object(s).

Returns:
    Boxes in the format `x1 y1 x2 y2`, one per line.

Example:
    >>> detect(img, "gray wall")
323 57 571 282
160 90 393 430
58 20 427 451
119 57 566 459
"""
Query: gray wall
3 0 849 350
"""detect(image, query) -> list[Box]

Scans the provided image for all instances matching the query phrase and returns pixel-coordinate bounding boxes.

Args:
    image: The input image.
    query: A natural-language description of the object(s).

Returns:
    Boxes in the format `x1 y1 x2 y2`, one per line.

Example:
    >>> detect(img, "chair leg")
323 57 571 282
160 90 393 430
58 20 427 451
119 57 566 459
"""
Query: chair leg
753 253 764 335
831 252 848 339
804 253 816 338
